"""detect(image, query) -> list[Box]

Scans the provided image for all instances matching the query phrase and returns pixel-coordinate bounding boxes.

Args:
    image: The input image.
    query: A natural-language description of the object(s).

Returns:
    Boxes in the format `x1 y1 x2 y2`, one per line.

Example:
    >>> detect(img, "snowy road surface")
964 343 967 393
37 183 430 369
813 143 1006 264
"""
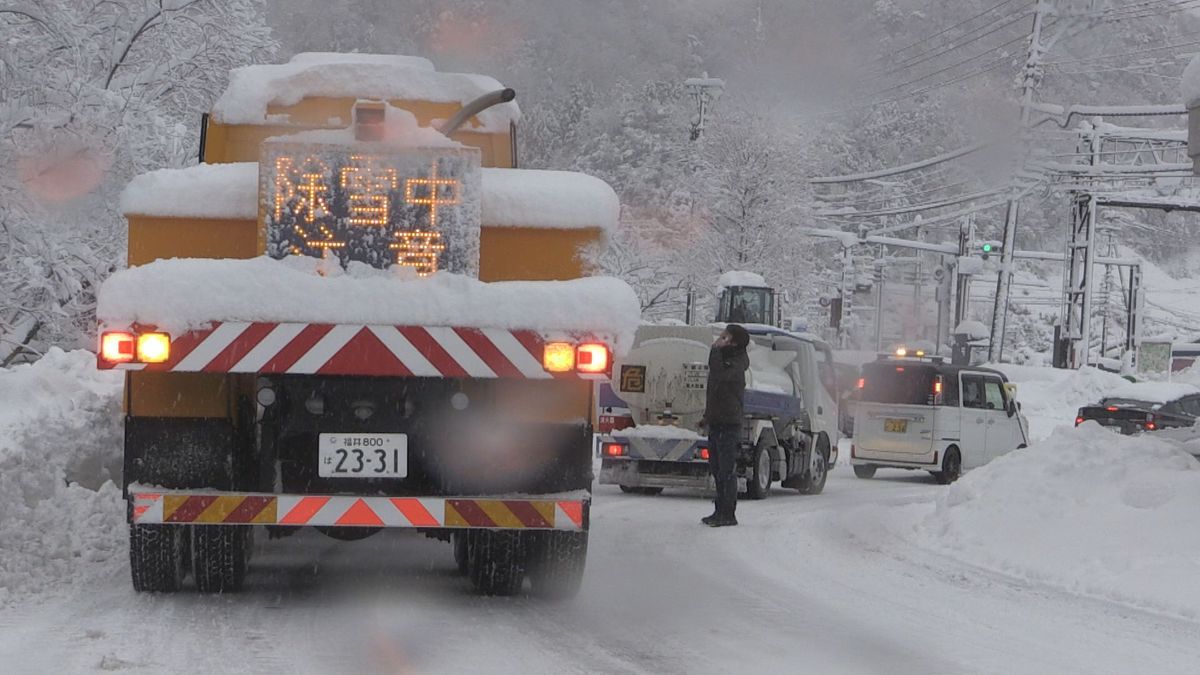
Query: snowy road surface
3 462 1200 674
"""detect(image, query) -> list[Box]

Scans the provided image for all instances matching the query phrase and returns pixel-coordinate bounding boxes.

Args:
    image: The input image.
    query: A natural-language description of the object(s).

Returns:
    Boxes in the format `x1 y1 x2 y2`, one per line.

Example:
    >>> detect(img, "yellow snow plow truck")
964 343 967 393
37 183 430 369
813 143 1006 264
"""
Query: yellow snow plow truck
96 53 639 597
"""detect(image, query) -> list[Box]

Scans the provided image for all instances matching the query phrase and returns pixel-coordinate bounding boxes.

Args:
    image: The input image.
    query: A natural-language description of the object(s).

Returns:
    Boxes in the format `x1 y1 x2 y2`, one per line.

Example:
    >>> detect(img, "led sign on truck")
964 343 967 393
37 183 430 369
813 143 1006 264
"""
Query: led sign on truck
260 142 481 277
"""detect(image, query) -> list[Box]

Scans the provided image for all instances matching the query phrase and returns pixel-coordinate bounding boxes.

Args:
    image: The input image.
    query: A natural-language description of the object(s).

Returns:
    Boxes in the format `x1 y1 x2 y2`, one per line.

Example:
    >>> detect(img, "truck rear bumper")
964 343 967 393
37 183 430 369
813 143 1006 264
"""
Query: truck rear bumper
128 484 588 531
598 458 713 490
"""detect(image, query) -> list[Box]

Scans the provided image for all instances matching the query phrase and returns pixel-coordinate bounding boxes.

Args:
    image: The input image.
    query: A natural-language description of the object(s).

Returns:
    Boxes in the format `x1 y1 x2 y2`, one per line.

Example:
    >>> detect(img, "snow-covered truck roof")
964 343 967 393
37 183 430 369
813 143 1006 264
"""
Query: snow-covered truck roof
211 52 520 132
717 270 768 289
97 255 641 351
120 163 620 232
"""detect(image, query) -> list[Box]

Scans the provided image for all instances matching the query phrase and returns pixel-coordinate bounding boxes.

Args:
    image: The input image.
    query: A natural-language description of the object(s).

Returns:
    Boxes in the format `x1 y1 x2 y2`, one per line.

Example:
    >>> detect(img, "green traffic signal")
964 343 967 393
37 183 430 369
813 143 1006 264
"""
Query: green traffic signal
981 243 993 253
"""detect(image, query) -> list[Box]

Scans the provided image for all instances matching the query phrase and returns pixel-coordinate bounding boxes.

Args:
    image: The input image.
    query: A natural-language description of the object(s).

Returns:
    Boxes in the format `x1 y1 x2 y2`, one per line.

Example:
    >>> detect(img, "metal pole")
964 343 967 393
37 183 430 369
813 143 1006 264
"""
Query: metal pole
839 245 853 347
988 1 1050 362
874 246 885 352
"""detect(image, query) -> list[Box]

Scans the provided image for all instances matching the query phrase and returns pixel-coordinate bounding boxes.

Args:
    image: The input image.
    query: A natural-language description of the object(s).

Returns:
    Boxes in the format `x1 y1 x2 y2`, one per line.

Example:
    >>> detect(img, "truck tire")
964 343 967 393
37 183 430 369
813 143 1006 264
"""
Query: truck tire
453 531 471 575
853 465 877 479
745 442 772 500
129 524 188 593
192 525 250 593
796 435 829 495
527 531 588 600
467 530 525 596
619 486 663 495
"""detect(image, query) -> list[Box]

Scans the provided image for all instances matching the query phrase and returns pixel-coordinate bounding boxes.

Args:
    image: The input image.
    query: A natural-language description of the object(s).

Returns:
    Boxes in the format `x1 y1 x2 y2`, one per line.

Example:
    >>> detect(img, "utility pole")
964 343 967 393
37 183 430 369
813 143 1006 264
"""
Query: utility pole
988 0 1052 362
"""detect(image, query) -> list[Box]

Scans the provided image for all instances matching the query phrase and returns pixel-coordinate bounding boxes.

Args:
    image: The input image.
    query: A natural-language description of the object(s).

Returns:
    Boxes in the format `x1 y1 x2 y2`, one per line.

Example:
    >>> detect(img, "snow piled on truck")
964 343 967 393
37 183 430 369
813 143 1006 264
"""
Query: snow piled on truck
212 53 520 131
481 168 619 231
912 424 1200 620
119 163 620 232
120 162 258 219
97 255 642 350
0 349 124 607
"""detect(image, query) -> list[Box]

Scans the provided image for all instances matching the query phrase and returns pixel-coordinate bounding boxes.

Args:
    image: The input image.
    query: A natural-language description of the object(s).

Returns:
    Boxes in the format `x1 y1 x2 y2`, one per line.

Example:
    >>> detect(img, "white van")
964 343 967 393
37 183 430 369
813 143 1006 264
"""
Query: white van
850 354 1028 483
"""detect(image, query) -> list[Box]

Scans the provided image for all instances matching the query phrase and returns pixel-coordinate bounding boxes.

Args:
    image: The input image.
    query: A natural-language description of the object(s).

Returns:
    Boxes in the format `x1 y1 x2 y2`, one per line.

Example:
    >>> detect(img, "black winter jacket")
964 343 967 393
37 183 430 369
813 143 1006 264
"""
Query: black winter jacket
704 344 749 426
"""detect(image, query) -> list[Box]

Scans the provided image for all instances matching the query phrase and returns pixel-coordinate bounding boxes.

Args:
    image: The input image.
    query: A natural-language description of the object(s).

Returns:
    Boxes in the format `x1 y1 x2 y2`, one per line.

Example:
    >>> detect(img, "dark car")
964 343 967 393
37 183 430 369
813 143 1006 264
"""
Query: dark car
1076 382 1200 435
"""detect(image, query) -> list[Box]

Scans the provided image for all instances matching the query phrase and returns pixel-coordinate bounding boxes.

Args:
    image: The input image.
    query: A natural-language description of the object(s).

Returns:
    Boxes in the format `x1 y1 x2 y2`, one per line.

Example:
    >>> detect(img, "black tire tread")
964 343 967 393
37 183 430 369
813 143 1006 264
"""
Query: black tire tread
129 524 187 593
527 531 588 600
467 530 525 596
192 525 249 593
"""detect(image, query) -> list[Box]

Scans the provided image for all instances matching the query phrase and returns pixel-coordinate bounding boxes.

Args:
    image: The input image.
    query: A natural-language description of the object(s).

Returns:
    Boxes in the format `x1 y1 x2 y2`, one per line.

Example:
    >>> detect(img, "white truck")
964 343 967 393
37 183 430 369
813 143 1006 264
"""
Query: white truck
598 276 840 497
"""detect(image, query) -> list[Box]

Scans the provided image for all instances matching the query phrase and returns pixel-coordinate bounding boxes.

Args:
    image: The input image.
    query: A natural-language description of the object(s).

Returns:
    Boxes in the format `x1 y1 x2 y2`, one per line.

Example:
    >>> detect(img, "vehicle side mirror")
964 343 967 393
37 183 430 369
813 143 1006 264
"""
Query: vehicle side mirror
1007 400 1018 417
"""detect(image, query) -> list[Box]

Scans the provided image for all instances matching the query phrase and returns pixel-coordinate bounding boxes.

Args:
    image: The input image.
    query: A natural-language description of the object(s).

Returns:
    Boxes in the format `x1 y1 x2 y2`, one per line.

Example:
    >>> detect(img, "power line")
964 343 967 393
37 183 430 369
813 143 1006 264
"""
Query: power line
867 9 1035 83
867 0 1030 66
865 33 1030 100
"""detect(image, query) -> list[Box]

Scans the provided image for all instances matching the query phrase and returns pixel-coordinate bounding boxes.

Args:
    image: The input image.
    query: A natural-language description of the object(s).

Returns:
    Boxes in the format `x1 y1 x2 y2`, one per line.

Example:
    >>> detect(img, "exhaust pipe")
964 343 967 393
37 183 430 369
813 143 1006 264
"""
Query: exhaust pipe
439 88 516 136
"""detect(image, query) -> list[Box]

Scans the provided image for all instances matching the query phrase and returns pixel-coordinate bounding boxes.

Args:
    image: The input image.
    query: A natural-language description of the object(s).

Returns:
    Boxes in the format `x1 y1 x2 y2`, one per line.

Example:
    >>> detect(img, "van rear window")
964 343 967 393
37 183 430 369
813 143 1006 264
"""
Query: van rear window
861 365 936 406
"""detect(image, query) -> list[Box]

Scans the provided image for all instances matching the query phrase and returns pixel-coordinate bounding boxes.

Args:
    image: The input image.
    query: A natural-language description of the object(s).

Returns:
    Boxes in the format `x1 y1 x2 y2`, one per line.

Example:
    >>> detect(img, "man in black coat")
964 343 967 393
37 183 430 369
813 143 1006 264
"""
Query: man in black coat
701 324 750 527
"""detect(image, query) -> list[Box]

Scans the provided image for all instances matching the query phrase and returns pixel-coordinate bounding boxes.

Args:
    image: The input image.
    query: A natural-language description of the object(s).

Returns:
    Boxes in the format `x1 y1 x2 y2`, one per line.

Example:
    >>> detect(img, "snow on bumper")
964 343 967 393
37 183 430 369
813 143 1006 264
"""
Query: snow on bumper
99 321 606 379
129 486 587 531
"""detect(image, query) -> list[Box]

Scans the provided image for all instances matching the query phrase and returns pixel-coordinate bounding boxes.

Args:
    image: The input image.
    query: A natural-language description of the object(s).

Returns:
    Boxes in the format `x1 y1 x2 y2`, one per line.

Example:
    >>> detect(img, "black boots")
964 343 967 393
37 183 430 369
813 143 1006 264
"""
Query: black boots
701 512 737 527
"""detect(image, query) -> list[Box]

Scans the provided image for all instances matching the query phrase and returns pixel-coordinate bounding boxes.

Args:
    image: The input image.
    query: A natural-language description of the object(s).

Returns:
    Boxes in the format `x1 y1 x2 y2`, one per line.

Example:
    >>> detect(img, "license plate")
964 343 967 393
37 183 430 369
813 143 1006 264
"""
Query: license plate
884 419 908 433
318 433 407 478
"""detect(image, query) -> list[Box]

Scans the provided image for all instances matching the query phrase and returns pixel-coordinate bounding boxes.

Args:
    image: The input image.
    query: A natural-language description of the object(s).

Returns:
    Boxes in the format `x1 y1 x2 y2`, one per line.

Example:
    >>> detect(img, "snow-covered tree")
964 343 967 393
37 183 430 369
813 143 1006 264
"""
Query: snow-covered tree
0 1 275 362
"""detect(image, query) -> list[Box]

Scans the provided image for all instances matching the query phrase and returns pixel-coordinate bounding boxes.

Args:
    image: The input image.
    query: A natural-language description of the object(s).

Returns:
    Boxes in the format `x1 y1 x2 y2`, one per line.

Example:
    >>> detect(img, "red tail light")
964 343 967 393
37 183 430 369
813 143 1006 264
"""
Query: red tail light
603 442 626 457
100 332 136 364
576 343 610 374
1075 416 1085 426
1106 406 1119 412
857 377 865 390
698 447 710 460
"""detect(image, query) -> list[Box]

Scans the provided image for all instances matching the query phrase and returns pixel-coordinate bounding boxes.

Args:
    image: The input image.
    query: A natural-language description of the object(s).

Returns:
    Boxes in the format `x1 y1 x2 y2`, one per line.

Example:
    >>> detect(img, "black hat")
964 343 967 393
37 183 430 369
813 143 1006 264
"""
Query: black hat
726 324 750 349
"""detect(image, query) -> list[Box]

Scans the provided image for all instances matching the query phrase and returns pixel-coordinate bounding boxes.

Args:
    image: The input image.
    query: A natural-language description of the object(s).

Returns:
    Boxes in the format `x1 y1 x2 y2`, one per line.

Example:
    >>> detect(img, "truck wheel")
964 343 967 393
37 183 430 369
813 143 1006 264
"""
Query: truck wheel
619 486 663 495
797 435 830 495
933 447 962 485
192 526 250 593
745 442 772 500
467 530 525 596
527 531 588 601
453 532 469 576
853 465 877 479
129 524 188 593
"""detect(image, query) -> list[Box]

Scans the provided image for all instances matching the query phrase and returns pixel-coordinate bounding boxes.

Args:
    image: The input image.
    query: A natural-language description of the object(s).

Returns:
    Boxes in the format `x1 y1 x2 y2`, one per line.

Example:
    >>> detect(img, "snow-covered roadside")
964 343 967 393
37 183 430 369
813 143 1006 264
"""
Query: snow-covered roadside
863 422 1200 621
994 364 1130 440
0 349 125 606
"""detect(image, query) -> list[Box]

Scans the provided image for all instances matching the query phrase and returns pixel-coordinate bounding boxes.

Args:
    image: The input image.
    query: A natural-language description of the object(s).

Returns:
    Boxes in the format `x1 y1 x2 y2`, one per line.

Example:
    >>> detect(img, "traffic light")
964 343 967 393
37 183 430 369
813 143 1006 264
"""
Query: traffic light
980 241 1002 260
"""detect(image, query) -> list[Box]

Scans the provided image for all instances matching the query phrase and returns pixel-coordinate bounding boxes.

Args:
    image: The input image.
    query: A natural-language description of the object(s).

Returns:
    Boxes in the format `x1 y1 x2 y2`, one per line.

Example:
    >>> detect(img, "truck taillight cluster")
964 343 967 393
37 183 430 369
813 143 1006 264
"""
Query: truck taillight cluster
602 442 627 457
543 341 611 375
100 331 170 365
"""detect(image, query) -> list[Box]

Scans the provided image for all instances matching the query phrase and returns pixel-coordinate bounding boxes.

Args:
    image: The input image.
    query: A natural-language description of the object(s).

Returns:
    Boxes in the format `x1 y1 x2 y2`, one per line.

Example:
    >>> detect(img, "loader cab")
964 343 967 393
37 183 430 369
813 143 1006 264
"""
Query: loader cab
717 285 776 326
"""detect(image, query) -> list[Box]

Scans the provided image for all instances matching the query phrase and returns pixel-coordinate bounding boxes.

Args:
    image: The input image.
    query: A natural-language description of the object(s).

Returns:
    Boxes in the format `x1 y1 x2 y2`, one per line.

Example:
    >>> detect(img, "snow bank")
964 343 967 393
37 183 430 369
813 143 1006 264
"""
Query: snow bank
212 53 520 132
1105 381 1200 405
0 349 125 607
481 168 619 231
97 256 642 351
717 271 767 289
995 364 1129 441
119 163 258 219
915 424 1200 619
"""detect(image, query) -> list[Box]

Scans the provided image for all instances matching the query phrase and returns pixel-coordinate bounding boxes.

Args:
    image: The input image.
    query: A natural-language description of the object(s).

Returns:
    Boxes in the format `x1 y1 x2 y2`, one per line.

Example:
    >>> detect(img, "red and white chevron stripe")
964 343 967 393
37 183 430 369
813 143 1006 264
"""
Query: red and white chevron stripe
102 322 603 379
